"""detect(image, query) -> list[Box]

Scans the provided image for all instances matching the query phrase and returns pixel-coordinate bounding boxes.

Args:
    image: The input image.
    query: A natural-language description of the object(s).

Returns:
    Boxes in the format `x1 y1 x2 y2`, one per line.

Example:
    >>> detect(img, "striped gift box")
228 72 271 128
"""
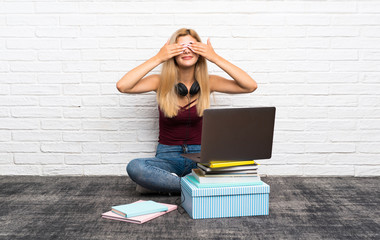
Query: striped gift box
181 176 270 219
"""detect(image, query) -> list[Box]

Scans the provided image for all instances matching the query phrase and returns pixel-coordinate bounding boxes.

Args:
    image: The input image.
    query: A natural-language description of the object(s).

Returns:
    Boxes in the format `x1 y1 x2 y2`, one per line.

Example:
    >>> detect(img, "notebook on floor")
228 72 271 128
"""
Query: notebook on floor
181 107 276 163
101 200 177 224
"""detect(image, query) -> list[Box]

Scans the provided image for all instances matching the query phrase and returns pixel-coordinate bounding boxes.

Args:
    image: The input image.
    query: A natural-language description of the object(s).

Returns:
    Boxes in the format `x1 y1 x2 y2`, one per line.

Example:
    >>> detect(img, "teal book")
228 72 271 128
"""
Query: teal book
112 200 168 218
185 175 263 188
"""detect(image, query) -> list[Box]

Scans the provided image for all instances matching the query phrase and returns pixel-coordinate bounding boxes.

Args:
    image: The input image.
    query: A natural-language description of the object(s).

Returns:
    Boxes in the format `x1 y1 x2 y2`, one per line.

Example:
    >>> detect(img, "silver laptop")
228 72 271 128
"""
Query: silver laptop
181 107 276 163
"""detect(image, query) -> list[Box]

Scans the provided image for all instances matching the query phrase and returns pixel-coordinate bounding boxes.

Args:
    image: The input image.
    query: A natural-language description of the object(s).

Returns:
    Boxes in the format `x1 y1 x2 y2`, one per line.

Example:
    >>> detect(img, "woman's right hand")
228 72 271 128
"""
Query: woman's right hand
155 40 184 63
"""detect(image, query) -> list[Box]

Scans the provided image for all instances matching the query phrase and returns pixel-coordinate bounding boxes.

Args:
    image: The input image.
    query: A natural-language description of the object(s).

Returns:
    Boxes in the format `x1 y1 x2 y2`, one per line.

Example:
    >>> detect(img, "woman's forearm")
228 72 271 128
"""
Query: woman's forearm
211 54 257 92
116 55 162 93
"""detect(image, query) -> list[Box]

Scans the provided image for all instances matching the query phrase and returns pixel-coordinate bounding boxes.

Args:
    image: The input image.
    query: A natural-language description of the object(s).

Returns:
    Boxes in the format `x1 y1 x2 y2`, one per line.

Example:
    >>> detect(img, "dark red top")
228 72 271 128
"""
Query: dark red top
158 101 203 145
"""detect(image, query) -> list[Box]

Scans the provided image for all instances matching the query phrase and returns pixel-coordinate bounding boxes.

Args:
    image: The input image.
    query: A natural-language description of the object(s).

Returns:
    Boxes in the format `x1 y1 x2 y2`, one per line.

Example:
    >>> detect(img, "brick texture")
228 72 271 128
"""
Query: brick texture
0 1 379 176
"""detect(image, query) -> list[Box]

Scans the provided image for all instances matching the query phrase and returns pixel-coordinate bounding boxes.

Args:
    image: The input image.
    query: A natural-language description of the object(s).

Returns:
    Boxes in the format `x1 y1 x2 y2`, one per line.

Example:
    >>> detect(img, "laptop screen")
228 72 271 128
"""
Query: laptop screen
200 107 276 162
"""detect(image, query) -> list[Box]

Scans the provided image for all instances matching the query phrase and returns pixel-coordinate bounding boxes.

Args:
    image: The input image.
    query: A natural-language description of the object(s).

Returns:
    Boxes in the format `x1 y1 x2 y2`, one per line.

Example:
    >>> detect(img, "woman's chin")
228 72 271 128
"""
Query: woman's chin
178 62 196 69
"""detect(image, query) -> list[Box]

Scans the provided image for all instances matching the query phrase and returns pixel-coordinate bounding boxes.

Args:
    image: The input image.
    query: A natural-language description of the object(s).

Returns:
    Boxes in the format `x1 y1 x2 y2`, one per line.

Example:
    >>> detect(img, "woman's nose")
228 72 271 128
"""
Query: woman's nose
183 47 191 54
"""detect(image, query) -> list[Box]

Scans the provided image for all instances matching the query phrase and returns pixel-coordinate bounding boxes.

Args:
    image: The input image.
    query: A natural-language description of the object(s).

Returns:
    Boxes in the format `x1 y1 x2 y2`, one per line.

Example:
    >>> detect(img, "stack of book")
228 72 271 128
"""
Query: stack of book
101 200 177 224
187 160 261 188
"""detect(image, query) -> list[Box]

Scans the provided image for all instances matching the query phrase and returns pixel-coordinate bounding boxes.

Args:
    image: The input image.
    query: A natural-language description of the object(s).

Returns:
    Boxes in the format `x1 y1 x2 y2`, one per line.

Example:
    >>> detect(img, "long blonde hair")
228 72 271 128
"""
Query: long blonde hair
157 28 210 118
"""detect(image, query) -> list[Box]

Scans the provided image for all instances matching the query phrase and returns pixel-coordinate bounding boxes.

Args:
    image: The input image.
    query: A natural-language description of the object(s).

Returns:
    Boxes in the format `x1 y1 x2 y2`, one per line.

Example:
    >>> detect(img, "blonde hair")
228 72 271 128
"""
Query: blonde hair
157 28 210 118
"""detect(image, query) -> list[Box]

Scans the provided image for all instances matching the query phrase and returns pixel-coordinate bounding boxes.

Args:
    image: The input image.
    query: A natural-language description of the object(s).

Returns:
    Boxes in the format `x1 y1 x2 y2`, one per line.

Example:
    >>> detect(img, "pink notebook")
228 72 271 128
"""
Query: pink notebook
101 200 177 224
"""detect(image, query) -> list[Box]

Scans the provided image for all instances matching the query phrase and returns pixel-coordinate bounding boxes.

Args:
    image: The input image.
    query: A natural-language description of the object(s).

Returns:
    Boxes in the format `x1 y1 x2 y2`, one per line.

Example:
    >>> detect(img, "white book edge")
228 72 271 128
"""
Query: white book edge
191 169 261 184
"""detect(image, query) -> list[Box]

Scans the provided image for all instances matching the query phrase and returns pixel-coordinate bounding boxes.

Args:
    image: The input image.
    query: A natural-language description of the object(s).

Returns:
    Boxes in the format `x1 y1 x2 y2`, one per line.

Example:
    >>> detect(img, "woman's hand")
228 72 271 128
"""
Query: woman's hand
155 40 184 63
188 38 218 63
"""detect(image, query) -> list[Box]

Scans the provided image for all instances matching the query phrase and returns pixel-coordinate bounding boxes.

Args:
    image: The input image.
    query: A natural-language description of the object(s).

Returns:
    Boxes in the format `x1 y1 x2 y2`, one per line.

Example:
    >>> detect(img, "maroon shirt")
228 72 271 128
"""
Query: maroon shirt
158 102 203 145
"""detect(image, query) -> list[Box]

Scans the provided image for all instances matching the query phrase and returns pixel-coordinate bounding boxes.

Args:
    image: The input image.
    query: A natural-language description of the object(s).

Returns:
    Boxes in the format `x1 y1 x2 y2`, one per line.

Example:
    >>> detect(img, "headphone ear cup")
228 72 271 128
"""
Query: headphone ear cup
175 83 188 96
189 81 200 96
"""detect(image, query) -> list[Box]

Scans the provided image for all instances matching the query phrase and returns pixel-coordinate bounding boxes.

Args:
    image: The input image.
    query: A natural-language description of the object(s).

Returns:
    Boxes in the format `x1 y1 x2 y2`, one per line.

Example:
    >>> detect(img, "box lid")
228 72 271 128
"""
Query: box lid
181 176 270 197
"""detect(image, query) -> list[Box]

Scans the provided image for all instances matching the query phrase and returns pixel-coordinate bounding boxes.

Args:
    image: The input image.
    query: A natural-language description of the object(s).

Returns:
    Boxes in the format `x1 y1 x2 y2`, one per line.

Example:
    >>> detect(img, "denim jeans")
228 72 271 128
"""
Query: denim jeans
126 143 200 193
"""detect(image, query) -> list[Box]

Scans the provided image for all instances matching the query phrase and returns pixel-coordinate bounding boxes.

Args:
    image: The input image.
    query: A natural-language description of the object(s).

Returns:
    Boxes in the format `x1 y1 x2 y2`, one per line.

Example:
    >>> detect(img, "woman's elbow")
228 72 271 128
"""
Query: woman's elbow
253 83 258 92
247 82 258 93
116 82 122 93
116 81 129 93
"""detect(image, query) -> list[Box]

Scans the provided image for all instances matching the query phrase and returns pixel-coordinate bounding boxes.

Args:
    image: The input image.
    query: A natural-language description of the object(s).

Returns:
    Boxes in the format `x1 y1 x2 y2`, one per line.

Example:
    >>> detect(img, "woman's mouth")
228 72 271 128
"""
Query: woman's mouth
182 56 193 60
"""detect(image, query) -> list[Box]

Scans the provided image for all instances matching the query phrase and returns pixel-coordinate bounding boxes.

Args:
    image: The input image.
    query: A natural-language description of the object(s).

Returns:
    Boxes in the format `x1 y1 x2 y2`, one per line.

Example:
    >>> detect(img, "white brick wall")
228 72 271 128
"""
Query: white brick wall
0 0 379 176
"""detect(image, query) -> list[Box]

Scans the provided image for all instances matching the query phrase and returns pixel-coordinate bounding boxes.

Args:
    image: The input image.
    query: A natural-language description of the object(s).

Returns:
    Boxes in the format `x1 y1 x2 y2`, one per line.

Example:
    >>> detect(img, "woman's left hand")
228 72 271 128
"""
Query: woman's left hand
188 38 218 63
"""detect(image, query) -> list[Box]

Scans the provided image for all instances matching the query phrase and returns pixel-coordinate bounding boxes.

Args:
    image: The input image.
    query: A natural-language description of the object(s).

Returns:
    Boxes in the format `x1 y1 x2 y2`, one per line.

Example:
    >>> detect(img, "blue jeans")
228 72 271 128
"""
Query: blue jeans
126 143 200 193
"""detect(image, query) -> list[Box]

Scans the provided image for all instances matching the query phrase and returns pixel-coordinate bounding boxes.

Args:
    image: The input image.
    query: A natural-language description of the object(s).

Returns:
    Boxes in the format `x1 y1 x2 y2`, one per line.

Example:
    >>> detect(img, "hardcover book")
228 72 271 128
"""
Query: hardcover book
197 163 258 173
111 200 168 218
198 167 257 175
102 200 177 224
191 169 261 184
199 160 258 168
186 175 263 188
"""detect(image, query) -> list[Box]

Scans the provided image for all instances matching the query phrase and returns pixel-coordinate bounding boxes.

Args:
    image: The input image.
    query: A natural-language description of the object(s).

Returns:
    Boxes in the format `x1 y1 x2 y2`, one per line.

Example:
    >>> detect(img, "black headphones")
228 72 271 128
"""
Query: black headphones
175 81 200 97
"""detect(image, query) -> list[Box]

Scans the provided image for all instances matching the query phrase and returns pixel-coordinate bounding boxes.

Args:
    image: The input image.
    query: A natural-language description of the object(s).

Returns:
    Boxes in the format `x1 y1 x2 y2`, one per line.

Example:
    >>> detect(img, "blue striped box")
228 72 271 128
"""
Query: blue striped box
181 176 270 219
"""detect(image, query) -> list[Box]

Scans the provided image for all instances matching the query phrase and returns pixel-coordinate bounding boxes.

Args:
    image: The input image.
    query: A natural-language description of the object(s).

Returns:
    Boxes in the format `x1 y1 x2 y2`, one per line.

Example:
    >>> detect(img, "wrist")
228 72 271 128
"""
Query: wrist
152 55 164 64
209 53 220 64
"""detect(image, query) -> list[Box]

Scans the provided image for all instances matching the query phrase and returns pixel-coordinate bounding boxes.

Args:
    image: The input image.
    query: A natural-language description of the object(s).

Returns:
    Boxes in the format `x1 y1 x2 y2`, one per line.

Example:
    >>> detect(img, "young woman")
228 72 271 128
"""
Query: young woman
117 28 257 194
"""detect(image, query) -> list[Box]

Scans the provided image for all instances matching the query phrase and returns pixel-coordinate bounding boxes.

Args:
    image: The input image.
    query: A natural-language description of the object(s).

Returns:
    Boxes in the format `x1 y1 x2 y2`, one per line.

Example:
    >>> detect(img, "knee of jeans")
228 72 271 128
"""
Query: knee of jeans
126 159 141 181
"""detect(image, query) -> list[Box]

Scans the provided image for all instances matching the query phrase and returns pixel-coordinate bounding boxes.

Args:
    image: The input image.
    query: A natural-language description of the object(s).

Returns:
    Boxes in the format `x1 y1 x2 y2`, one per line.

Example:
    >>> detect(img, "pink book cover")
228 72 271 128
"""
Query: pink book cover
101 200 177 224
